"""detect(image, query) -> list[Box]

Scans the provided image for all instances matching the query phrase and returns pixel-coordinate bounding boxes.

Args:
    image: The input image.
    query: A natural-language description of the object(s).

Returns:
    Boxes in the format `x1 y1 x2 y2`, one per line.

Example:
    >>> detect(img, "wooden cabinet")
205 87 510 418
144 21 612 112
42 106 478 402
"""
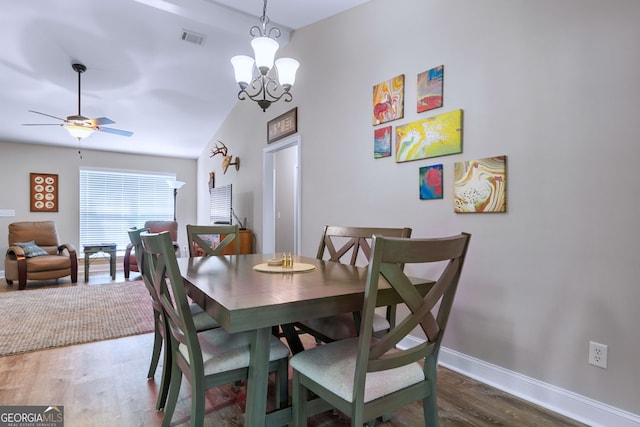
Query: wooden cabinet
193 229 253 255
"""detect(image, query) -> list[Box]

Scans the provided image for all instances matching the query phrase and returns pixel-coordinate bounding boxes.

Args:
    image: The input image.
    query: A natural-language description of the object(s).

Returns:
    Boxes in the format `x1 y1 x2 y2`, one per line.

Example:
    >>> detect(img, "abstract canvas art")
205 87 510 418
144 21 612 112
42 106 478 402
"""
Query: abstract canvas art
373 74 404 125
419 164 443 200
454 156 507 213
374 126 392 158
395 109 463 163
417 65 443 113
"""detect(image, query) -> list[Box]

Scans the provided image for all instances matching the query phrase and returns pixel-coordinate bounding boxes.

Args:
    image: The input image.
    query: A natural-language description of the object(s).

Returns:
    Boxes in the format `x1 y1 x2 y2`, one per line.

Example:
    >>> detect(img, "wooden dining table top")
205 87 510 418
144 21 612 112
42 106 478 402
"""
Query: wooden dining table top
178 253 433 333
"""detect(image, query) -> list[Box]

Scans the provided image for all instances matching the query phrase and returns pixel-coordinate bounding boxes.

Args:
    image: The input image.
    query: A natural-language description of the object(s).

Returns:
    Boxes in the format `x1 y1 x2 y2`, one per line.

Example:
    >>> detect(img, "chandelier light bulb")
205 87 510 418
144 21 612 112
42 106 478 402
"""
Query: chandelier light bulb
251 37 279 75
231 55 255 88
275 58 300 90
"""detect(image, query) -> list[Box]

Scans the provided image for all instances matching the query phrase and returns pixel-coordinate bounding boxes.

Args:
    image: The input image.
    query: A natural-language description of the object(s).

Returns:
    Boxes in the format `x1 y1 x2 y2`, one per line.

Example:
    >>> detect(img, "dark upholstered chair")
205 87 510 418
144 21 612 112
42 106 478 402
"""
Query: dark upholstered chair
124 220 178 278
5 221 78 290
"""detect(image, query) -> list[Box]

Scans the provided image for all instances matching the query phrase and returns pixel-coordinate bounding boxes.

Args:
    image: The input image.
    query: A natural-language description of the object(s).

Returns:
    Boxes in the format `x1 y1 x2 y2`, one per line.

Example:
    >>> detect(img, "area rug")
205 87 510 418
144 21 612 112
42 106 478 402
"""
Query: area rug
0 281 154 356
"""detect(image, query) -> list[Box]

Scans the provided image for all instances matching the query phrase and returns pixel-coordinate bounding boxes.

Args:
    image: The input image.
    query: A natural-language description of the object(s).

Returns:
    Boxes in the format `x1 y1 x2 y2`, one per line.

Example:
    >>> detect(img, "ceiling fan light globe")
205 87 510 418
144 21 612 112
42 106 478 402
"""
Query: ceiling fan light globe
65 124 95 140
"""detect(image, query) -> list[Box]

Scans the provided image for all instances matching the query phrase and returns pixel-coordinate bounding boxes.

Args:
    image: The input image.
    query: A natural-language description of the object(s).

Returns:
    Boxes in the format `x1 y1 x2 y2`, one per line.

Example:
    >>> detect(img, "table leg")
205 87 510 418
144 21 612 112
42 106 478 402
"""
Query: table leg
109 250 116 280
245 327 270 427
84 250 91 282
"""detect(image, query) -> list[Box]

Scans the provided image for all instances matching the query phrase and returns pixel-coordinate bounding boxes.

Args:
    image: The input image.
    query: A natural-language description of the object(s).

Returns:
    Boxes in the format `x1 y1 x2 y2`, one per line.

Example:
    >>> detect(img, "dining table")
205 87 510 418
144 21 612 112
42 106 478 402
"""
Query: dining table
177 253 434 427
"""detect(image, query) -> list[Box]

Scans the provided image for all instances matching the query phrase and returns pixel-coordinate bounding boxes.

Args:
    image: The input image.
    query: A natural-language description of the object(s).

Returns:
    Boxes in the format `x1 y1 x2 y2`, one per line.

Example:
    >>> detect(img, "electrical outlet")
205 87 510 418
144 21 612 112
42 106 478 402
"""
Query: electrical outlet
182 245 188 256
588 341 608 369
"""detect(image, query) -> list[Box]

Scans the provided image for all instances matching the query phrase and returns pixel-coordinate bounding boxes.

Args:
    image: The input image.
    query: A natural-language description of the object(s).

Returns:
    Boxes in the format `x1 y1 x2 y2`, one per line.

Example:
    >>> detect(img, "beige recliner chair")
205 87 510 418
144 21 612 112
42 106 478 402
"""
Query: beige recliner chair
5 221 78 290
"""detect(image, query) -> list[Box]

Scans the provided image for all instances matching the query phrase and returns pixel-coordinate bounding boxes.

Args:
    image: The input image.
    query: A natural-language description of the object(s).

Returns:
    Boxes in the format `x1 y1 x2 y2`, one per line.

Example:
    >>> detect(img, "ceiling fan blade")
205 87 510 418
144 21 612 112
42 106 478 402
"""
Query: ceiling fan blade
28 110 65 121
98 126 133 137
89 117 115 126
22 123 64 126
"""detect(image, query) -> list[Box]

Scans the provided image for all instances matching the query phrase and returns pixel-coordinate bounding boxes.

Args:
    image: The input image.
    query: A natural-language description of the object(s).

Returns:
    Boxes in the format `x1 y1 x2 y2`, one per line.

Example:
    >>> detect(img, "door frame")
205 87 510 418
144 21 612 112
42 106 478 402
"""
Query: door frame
262 135 301 255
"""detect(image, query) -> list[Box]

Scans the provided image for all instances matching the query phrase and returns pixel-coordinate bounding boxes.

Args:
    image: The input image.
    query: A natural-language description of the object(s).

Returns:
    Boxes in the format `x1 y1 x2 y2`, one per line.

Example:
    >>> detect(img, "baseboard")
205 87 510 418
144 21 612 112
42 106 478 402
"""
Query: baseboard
398 335 640 427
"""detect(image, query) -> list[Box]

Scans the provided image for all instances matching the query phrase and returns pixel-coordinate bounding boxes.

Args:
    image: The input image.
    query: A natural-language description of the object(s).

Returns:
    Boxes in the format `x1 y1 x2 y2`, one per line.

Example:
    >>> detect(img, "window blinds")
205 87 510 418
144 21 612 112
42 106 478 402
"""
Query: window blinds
79 169 174 255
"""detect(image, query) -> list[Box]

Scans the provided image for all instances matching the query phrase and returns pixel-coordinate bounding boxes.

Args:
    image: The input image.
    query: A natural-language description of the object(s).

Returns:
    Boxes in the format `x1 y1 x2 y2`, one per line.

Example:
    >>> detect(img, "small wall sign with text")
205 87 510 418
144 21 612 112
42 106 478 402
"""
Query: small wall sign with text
267 107 297 143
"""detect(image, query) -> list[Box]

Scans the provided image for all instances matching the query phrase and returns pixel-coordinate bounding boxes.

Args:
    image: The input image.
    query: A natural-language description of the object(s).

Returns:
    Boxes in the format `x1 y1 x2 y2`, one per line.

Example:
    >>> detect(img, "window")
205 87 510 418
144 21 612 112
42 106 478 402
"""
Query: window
79 168 174 256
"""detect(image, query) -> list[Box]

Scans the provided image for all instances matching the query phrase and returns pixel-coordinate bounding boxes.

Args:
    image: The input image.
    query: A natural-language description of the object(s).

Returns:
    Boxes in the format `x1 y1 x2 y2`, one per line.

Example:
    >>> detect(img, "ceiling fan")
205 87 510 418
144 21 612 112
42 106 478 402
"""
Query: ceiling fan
22 63 133 140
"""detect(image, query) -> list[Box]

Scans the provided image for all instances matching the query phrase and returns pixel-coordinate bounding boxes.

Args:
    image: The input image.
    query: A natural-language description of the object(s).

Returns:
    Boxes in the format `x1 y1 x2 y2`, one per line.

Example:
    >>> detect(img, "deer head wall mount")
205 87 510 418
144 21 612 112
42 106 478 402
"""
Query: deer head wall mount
209 141 240 174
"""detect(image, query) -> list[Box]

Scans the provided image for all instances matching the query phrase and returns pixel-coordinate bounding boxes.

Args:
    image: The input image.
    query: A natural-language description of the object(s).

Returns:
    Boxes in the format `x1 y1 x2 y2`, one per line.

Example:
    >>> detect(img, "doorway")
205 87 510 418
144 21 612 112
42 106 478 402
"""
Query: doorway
262 136 300 255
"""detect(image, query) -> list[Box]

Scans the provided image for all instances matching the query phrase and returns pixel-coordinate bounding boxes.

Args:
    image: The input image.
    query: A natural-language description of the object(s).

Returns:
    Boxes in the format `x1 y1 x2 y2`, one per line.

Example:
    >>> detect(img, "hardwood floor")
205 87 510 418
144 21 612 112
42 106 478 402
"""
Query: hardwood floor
0 272 588 426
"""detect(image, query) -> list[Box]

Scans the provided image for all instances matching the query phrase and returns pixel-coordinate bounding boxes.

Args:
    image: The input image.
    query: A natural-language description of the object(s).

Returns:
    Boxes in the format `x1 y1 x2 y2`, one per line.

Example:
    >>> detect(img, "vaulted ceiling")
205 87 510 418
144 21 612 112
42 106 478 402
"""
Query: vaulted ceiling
0 0 369 158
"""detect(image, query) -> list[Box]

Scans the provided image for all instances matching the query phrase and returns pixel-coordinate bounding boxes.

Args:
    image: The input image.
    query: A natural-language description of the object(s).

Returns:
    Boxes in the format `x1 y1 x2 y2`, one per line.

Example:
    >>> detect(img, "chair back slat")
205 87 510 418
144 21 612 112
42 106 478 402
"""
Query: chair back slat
354 233 471 390
316 226 412 266
186 224 240 256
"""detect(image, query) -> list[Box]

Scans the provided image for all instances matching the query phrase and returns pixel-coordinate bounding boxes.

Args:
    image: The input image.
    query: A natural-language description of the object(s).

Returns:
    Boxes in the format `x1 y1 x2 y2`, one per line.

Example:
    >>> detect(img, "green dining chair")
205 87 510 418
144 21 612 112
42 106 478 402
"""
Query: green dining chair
186 224 240 256
294 225 412 344
127 227 219 410
140 231 290 427
291 233 471 426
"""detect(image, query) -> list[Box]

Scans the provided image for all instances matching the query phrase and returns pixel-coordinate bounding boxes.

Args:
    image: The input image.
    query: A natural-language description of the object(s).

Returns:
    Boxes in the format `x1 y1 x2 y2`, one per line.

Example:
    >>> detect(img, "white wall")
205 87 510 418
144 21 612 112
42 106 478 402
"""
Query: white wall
197 0 640 419
0 141 197 257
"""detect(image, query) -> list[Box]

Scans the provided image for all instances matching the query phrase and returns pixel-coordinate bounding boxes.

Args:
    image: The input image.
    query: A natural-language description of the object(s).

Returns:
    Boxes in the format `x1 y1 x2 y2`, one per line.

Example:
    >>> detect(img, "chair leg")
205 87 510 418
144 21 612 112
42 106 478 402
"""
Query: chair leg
161 360 182 427
423 393 439 426
156 328 172 410
423 358 439 426
276 359 288 409
292 371 308 426
191 374 206 427
148 316 163 378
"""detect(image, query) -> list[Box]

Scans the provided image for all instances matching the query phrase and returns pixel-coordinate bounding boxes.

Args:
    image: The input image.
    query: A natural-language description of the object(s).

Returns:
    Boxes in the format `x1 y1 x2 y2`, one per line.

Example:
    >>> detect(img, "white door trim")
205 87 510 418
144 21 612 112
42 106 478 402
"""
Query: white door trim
262 135 301 255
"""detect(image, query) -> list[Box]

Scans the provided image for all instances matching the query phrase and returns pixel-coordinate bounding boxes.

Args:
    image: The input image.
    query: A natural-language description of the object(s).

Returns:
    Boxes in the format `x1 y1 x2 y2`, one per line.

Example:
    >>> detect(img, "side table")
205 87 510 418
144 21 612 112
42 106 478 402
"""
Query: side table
83 243 117 282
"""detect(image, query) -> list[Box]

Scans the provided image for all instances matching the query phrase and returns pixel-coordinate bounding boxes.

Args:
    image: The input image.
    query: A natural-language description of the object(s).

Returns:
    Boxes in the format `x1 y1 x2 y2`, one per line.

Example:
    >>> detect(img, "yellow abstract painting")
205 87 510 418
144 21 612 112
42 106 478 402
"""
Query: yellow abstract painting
395 109 462 162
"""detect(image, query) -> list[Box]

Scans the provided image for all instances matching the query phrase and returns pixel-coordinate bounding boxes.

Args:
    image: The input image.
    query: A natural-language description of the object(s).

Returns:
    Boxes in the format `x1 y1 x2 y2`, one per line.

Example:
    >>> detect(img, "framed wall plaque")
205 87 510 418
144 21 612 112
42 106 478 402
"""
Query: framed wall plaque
267 107 297 143
30 173 58 212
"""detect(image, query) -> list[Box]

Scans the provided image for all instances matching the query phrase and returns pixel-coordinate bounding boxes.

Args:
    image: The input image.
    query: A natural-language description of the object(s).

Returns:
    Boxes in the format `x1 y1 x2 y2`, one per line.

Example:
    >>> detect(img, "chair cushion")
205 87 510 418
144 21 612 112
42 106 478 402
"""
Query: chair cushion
300 312 390 341
14 241 49 258
26 255 71 272
290 337 425 403
189 304 220 331
178 328 290 375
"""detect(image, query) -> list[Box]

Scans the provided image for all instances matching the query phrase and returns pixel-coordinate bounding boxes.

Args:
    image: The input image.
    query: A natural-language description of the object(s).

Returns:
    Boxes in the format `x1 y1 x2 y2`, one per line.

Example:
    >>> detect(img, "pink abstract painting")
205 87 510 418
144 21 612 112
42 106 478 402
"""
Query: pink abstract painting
373 75 404 125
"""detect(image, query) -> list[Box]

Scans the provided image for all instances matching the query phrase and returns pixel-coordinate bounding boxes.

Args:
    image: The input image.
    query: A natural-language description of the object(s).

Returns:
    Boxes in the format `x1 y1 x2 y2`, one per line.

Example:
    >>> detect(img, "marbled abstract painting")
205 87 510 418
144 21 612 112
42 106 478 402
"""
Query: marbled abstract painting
417 65 443 113
373 74 404 125
374 126 392 158
395 109 462 162
454 156 506 213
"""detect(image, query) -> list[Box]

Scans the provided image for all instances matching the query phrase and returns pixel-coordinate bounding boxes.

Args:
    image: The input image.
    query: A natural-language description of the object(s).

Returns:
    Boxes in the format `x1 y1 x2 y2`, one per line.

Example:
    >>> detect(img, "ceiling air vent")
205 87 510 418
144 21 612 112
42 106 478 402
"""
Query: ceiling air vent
181 29 207 46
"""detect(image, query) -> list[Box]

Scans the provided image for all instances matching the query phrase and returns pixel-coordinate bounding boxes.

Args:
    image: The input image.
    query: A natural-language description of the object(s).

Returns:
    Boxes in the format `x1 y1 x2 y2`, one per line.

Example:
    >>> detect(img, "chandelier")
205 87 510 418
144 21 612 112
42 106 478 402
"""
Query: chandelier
231 0 300 112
